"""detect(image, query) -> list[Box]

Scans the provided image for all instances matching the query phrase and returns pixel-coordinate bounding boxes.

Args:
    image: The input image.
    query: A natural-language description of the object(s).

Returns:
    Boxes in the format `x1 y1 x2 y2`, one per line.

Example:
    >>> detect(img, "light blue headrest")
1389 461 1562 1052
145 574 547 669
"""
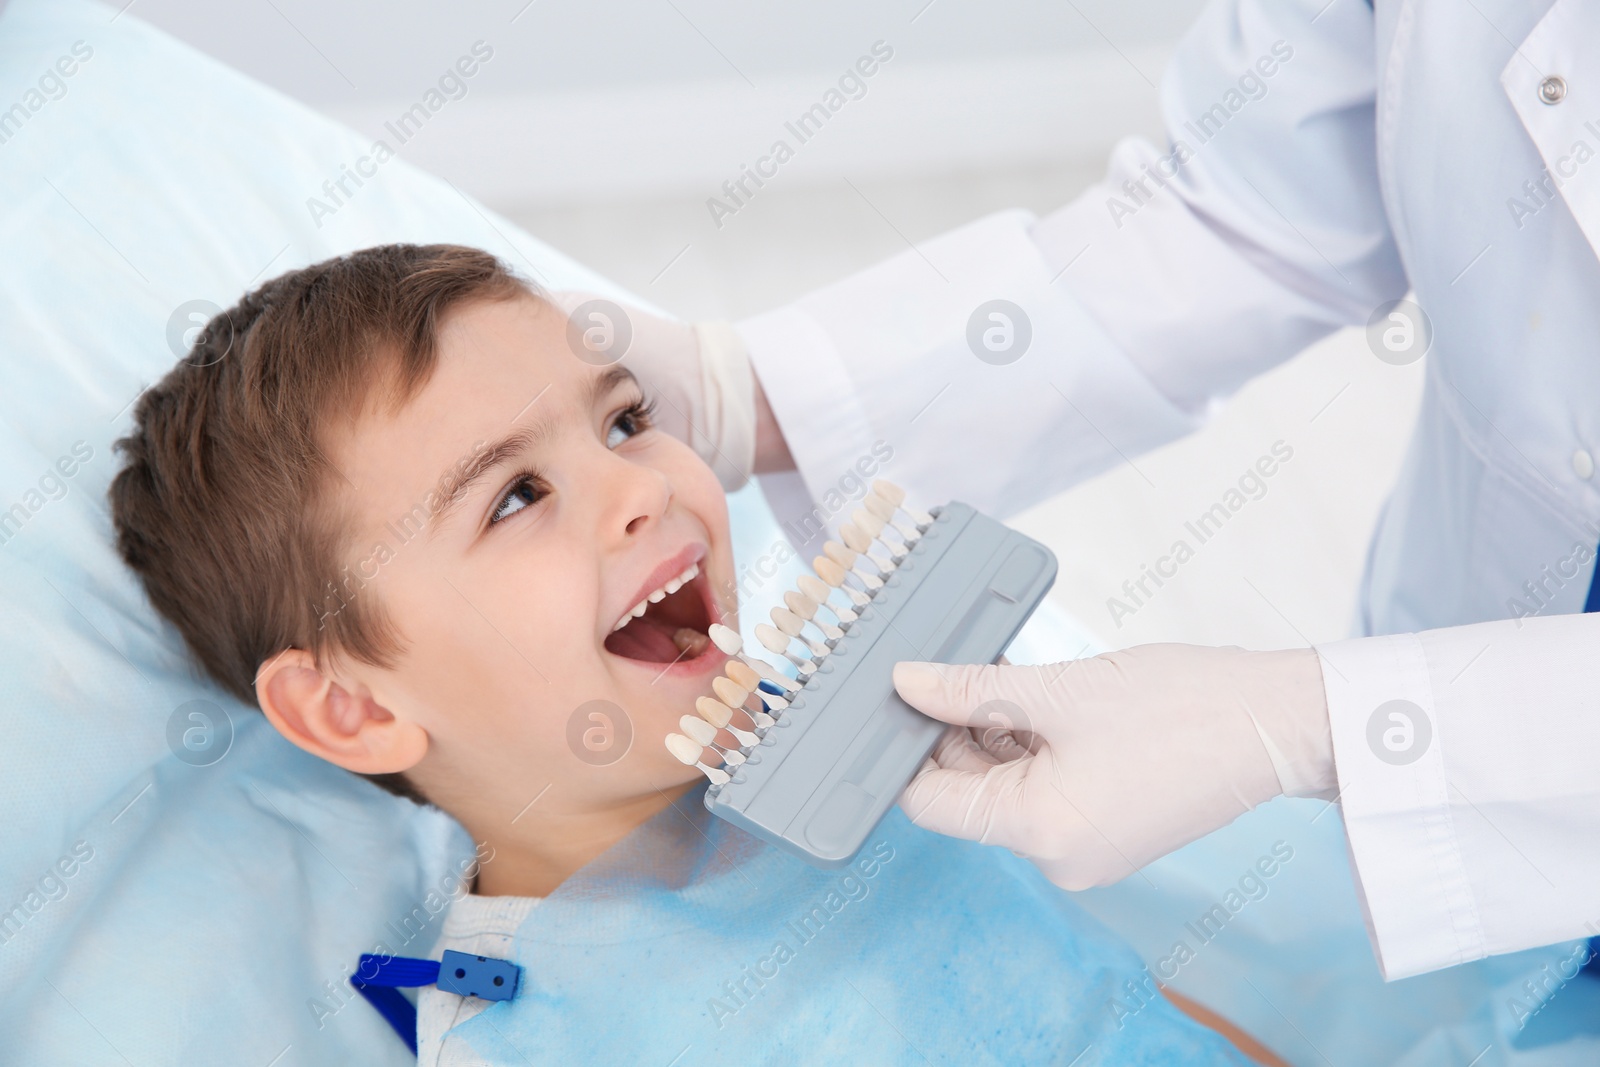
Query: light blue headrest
0 1 668 1061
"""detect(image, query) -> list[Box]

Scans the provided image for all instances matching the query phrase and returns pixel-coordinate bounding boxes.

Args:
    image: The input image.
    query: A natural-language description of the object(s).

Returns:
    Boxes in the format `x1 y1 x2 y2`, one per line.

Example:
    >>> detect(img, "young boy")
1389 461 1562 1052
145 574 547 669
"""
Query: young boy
109 244 1272 1064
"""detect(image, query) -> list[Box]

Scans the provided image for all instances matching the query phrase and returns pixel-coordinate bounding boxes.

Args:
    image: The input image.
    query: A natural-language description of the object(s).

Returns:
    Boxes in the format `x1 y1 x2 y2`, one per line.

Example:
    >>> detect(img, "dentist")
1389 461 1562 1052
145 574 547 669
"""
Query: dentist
619 0 1600 982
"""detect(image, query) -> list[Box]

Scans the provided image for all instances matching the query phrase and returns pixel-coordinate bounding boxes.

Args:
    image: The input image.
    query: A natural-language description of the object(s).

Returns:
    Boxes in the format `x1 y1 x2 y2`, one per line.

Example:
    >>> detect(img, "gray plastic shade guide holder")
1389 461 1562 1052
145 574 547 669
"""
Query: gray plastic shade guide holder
705 501 1058 867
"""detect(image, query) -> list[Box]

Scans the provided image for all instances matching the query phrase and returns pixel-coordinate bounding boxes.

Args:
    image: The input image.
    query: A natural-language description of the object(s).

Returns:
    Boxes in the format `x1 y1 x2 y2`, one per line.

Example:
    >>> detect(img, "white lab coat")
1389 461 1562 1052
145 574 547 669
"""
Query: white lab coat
738 0 1600 981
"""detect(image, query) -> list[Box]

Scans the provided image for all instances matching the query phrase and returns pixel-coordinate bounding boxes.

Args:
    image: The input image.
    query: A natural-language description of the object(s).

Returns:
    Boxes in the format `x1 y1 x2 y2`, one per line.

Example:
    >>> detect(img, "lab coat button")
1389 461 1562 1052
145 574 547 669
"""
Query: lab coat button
1573 449 1594 480
1539 76 1567 105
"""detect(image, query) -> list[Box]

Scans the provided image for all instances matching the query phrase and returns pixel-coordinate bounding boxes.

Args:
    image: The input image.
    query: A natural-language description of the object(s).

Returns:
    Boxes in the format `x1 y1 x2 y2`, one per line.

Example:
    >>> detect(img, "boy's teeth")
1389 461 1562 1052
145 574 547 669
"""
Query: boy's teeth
611 561 705 632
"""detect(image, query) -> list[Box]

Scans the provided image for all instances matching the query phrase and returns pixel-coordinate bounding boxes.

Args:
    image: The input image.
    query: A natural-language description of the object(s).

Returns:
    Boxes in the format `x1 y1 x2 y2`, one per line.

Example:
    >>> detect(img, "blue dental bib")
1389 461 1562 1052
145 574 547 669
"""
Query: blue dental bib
440 785 1249 1065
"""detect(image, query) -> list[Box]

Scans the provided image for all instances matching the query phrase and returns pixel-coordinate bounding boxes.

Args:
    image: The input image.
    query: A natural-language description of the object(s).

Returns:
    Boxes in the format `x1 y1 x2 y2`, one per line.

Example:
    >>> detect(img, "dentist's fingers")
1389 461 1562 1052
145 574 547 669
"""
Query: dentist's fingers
898 753 1034 852
926 723 1007 773
894 660 1050 727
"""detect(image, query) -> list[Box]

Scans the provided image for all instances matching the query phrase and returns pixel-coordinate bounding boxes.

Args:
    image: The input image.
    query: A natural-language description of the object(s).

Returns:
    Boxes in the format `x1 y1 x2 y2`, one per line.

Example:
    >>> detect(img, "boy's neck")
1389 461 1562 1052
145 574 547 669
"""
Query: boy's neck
459 780 699 898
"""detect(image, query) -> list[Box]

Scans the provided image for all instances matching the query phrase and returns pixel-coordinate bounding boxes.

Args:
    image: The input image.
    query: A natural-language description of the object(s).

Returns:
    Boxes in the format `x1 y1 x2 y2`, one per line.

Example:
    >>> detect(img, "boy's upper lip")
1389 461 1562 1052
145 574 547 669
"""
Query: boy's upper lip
608 541 708 634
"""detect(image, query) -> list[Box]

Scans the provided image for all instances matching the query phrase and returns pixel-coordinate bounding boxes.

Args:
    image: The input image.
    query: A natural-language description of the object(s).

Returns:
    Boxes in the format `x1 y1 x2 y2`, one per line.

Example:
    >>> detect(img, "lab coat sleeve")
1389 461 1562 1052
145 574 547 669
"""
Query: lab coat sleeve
738 0 1405 535
1316 612 1600 980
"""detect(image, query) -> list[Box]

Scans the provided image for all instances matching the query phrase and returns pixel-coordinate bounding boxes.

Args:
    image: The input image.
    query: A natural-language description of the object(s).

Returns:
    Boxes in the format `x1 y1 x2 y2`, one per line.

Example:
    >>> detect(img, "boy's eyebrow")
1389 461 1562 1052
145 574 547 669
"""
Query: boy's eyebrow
427 366 641 533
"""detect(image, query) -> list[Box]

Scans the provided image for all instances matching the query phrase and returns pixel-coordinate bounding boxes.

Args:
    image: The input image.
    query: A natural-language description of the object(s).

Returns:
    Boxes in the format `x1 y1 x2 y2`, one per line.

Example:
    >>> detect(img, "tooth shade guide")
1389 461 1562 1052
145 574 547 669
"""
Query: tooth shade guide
821 543 883 589
712 675 751 710
783 590 817 620
863 492 895 522
840 524 871 554
679 715 716 745
699 691 766 745
754 623 814 667
833 530 889 572
813 557 871 607
707 623 742 656
679 716 747 764
694 711 760 748
868 479 933 527
664 732 731 786
724 660 760 692
851 507 885 538
695 696 733 727
694 493 1062 865
723 664 787 712
796 574 858 621
770 606 807 638
785 593 845 640
869 478 905 507
746 654 801 691
706 623 801 693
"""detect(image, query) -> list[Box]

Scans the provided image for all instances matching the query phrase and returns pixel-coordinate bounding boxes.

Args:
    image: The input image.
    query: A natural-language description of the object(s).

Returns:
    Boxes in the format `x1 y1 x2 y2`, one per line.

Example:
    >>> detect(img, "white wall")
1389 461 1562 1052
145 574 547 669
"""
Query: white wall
132 0 1425 651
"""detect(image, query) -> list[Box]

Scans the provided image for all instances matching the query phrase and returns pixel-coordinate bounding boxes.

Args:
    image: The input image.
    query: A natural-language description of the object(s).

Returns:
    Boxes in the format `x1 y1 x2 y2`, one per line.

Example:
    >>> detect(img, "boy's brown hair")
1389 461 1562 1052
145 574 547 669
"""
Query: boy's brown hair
110 243 535 804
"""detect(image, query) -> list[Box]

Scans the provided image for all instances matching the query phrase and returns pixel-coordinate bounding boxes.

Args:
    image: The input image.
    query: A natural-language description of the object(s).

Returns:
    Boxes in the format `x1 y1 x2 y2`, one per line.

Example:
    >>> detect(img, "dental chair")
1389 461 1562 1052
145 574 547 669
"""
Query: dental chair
1 1 1593 1063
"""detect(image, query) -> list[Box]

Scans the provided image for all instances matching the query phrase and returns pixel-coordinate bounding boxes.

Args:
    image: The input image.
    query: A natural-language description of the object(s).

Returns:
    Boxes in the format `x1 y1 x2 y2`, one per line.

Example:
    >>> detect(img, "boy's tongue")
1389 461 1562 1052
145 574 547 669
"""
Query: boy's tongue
604 615 705 663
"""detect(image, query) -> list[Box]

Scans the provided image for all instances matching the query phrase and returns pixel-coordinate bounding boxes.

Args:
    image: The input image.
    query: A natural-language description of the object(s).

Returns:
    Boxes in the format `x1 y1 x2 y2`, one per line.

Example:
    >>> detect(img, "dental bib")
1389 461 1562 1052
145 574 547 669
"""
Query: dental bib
432 785 1248 1064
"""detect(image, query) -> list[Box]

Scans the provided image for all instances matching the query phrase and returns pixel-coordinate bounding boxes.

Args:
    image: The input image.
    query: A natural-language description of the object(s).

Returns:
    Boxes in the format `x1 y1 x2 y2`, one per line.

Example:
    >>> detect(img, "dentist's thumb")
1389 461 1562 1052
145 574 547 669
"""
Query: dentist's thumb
892 660 1030 725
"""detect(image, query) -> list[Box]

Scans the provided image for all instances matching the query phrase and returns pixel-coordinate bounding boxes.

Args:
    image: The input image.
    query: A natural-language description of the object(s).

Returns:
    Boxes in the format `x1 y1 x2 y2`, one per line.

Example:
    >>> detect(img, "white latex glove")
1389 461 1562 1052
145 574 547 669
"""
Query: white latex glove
894 645 1334 890
551 291 755 490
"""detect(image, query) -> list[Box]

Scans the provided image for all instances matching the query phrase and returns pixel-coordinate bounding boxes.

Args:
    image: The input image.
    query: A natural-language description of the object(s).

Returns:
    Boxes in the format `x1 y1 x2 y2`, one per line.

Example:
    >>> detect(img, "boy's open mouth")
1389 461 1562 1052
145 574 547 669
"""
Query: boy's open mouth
603 557 717 665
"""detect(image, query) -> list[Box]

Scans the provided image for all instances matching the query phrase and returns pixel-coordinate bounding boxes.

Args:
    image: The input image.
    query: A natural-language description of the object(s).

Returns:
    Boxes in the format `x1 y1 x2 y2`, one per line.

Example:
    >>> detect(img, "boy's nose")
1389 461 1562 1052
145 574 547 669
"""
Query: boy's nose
604 460 672 542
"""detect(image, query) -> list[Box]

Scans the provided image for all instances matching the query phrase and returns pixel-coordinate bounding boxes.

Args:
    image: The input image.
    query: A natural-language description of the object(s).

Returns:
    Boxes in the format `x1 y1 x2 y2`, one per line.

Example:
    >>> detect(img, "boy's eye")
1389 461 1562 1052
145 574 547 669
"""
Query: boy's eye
491 475 545 525
605 398 656 449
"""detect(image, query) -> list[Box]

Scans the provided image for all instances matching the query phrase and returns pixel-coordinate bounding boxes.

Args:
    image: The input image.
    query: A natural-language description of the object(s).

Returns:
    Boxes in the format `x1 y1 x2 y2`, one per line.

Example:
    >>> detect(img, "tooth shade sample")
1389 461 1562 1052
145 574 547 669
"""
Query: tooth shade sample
824 541 857 569
722 663 785 715
664 733 731 785
812 556 871 606
687 707 758 749
864 492 895 522
795 574 829 604
708 623 742 655
840 524 872 554
755 623 793 656
870 479 905 507
679 715 717 746
725 661 761 691
852 507 885 538
712 675 749 709
746 654 801 691
797 574 858 621
696 696 733 727
771 606 806 637
707 623 801 691
665 732 702 764
784 590 818 620
782 594 843 640
813 556 848 586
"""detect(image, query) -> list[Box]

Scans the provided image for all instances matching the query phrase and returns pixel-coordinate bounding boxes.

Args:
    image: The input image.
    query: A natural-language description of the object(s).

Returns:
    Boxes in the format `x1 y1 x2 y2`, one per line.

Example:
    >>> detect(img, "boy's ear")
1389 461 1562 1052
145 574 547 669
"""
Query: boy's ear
255 649 427 775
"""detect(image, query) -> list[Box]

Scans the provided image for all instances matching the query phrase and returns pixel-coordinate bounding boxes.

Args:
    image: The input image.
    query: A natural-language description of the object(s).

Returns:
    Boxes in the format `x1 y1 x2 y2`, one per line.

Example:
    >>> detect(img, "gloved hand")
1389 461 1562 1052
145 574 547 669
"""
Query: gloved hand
551 291 756 490
894 645 1334 890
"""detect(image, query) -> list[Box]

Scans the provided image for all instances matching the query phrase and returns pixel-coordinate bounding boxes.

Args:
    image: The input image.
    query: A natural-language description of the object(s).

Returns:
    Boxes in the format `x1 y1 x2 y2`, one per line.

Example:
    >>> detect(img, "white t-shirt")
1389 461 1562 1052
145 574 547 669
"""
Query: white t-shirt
415 893 540 1066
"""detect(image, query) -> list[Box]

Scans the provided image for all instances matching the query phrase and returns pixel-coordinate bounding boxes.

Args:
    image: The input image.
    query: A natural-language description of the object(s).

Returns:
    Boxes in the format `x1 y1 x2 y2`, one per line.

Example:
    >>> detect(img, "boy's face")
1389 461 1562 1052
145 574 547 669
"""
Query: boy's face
321 294 735 814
